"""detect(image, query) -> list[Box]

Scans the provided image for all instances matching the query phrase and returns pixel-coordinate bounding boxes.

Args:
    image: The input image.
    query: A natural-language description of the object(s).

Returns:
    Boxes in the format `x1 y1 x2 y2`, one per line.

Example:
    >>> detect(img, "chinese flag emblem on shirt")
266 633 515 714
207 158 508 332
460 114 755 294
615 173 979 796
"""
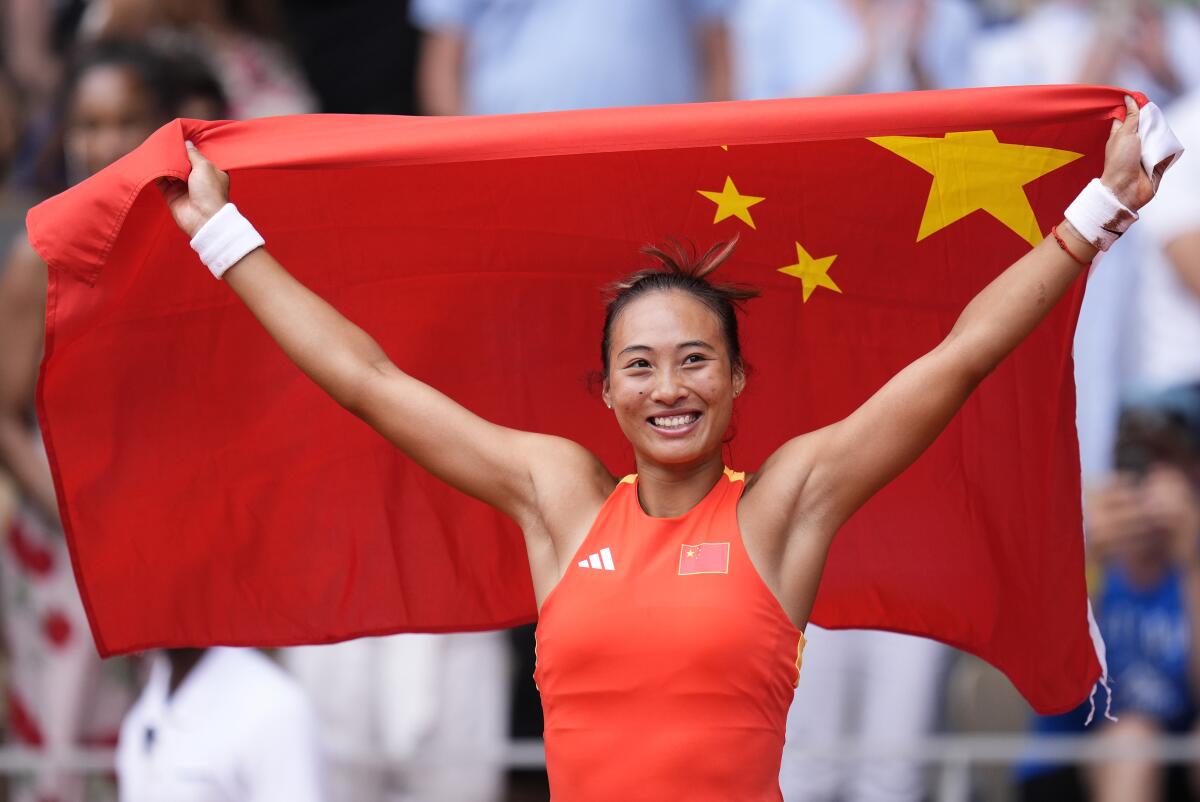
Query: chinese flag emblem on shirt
27 85 1137 713
679 543 731 575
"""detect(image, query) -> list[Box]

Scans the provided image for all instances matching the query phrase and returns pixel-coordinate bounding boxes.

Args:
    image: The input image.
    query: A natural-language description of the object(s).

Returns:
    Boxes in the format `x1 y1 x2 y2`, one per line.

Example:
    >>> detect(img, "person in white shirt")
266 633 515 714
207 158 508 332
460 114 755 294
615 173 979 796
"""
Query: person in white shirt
116 648 326 802
731 0 980 100
1131 90 1200 393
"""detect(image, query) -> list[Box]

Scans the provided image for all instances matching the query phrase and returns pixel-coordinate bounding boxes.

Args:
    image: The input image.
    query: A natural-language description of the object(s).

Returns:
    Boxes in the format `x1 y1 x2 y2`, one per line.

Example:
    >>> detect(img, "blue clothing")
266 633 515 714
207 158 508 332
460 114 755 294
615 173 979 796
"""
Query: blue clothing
410 0 731 115
731 0 979 100
1100 564 1195 730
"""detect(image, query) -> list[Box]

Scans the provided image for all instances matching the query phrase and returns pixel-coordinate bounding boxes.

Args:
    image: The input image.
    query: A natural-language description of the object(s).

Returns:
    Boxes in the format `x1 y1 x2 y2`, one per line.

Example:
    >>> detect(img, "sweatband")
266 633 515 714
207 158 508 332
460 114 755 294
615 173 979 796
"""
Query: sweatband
1064 179 1137 252
189 203 265 279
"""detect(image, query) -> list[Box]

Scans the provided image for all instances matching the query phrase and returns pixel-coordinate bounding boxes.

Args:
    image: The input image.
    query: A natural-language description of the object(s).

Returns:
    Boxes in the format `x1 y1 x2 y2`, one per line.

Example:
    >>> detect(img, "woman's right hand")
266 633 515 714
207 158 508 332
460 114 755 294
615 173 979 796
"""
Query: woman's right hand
157 141 230 238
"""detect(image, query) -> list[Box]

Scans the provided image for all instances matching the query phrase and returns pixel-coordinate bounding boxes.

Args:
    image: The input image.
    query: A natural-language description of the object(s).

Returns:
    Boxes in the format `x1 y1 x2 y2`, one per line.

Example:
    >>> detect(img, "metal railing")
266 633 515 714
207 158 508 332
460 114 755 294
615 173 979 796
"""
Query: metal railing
6 734 1200 802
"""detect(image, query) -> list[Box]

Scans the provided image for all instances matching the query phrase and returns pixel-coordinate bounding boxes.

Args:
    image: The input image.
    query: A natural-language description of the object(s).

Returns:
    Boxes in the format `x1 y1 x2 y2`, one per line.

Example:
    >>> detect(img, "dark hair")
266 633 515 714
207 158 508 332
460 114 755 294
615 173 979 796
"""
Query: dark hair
164 51 228 118
1115 384 1200 476
62 39 176 120
600 238 760 380
30 39 175 195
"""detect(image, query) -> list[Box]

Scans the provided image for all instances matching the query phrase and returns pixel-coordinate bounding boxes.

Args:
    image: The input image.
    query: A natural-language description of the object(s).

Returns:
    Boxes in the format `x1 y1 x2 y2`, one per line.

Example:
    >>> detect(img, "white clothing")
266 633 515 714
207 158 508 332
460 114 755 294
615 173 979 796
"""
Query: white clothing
116 648 326 802
971 3 1200 105
781 626 949 802
1073 231 1144 481
732 0 980 99
2 432 135 802
282 631 511 802
1132 91 1200 391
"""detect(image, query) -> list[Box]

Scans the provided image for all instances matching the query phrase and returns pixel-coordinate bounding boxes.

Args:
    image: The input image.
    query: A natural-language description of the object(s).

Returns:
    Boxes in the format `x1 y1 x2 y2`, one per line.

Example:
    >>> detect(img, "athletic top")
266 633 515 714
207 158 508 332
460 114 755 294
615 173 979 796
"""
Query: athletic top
534 467 805 802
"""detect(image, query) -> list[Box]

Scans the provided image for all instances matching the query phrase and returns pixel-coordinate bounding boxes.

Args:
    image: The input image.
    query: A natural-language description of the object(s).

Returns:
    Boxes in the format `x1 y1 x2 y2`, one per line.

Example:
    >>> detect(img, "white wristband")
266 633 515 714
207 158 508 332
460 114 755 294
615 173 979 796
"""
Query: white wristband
1063 178 1137 252
189 202 265 279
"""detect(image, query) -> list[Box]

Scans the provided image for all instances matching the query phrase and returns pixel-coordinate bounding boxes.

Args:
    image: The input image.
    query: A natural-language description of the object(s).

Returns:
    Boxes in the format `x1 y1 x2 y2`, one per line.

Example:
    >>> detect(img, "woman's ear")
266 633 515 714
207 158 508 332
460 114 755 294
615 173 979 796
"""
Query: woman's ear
602 379 613 409
733 368 746 399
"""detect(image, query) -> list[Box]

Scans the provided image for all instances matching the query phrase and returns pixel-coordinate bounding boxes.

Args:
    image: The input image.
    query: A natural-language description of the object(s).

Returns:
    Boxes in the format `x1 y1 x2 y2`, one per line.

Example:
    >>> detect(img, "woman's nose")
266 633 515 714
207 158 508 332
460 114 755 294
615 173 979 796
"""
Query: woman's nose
650 368 687 404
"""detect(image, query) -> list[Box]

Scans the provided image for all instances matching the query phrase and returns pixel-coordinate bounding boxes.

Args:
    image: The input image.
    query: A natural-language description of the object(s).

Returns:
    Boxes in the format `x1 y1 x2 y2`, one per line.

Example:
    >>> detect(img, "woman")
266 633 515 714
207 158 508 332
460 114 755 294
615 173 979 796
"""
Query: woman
159 97 1158 800
0 40 177 802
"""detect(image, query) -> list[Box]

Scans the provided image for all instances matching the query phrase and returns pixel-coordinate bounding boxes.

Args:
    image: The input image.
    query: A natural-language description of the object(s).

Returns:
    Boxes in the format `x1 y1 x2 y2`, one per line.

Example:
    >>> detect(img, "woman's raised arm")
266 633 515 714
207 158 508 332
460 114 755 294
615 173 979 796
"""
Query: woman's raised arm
748 97 1160 576
159 143 608 527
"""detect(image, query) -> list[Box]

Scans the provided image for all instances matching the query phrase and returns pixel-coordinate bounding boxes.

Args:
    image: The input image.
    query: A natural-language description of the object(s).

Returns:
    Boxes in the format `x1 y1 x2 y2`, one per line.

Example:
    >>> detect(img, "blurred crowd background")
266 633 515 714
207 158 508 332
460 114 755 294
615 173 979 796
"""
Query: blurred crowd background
1 0 1200 800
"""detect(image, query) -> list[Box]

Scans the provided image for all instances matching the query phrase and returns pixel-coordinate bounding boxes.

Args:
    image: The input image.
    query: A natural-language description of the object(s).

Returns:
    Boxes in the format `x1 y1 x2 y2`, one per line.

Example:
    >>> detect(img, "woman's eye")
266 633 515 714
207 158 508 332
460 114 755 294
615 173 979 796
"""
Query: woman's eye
626 359 650 369
684 354 706 364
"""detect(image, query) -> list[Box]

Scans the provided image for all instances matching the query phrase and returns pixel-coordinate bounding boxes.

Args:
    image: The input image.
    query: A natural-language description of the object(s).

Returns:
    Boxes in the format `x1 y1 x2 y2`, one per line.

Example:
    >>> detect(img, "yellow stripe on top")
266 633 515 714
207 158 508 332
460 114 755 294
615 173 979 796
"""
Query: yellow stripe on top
794 631 806 688
620 470 743 485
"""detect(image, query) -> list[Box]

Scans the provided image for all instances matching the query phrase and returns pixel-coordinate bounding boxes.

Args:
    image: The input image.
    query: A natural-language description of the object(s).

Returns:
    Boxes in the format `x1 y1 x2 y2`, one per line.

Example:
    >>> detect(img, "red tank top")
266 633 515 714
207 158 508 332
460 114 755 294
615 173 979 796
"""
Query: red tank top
534 468 805 802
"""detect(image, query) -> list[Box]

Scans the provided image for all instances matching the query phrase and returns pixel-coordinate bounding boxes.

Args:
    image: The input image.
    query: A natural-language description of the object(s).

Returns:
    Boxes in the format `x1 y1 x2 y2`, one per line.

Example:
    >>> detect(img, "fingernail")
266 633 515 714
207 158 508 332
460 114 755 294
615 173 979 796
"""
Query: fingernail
185 139 196 149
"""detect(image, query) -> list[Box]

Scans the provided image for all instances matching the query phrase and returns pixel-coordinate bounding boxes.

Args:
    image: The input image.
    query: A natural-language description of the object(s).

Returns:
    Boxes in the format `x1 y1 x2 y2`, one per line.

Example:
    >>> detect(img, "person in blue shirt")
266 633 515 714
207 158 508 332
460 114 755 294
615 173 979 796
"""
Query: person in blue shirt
1020 385 1200 802
410 0 733 116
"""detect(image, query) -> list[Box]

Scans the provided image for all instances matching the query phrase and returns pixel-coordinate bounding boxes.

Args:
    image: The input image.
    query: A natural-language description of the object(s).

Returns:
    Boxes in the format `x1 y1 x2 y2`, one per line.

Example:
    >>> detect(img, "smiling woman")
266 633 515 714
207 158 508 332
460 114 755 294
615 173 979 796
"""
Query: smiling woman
158 95 1159 800
599 240 755 478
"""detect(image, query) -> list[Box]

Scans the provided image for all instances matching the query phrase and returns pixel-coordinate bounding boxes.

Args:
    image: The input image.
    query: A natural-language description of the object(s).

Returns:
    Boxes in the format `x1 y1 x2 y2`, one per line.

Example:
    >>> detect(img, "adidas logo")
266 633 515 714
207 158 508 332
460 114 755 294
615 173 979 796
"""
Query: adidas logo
577 547 615 571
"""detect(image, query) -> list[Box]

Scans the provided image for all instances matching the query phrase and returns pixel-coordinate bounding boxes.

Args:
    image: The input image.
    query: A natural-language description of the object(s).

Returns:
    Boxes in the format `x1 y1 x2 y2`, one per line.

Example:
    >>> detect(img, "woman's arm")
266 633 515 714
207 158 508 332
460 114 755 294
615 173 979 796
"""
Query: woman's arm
0 238 60 525
748 98 1156 577
160 145 609 527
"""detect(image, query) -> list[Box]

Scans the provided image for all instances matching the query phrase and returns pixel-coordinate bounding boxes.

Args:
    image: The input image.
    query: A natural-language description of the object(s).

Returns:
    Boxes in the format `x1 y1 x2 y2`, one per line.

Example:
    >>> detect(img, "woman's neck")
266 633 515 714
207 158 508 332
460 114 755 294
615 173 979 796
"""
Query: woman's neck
633 454 726 518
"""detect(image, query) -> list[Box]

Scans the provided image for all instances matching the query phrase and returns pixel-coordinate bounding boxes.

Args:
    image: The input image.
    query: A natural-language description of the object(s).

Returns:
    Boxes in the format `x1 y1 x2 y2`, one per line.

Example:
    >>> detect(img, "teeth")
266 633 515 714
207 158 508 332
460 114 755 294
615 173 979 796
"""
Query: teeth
652 414 698 428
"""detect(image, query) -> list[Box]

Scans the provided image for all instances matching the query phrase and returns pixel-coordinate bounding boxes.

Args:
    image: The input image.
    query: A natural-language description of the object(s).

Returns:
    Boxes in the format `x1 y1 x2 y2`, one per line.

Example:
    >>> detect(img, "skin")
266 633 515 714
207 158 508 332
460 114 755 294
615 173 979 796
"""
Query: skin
1164 230 1200 298
0 64 164 525
161 97 1156 631
63 65 162 179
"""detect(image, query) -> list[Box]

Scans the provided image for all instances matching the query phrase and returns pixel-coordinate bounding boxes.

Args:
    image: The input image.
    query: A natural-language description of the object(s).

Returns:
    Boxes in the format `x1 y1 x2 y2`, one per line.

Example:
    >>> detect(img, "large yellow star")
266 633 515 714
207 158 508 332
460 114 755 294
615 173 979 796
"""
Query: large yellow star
868 131 1082 246
697 176 765 229
778 242 841 302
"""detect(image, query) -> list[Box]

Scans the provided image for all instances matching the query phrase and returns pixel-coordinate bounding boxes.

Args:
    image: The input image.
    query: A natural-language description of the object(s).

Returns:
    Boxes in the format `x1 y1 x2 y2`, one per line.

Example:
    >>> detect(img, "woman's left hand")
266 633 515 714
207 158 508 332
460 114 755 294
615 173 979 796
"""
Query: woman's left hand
1100 95 1160 212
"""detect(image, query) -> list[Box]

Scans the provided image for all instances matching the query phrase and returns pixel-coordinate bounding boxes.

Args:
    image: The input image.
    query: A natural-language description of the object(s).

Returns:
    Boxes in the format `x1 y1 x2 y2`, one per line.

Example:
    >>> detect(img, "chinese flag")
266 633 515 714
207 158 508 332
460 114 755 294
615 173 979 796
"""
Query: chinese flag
28 86 1129 713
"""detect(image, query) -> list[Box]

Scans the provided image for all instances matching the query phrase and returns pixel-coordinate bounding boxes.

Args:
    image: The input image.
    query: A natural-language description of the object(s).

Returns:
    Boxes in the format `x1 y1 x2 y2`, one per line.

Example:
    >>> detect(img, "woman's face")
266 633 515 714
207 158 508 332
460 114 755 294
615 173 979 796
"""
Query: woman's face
65 65 161 179
602 290 744 469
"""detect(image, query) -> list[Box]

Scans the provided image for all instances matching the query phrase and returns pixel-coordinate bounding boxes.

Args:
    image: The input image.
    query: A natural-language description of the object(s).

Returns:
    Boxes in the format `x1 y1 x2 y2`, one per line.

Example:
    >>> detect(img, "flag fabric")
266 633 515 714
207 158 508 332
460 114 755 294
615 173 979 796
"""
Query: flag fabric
678 543 730 576
27 85 1139 713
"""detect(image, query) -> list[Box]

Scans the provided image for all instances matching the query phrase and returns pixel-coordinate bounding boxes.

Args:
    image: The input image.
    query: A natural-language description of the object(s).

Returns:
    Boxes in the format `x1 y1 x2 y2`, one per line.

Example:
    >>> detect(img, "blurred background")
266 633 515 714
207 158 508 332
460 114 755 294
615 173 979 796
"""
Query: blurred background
2 0 1200 800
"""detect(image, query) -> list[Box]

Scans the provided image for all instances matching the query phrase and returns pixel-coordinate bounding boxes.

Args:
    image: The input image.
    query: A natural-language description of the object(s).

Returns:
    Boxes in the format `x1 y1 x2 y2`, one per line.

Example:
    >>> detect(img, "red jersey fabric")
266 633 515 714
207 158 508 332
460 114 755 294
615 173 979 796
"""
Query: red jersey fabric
535 468 805 801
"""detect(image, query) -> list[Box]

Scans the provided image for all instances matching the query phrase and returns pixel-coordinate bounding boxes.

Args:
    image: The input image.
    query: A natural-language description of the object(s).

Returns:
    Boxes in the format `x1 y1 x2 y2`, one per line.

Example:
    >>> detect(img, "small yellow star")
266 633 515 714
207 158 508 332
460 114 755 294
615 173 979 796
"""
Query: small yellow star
778 242 841 303
719 145 729 151
697 176 765 229
868 130 1082 246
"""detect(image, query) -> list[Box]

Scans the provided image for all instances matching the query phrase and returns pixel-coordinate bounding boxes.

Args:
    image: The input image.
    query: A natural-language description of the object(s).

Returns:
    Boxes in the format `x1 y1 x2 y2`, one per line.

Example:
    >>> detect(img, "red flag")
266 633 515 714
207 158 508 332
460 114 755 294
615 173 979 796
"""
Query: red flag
678 543 730 576
27 85 1131 713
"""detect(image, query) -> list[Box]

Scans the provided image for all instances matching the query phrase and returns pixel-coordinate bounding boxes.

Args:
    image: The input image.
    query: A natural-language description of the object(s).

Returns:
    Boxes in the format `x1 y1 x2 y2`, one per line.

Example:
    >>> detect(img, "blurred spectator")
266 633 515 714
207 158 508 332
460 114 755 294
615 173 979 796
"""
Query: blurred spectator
732 0 981 99
2 0 76 122
0 67 30 246
283 632 511 802
77 0 317 119
1131 89 1200 394
166 51 230 122
280 0 421 115
971 0 1200 105
780 626 949 802
0 39 222 802
410 0 734 115
117 648 326 801
1085 386 1200 802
